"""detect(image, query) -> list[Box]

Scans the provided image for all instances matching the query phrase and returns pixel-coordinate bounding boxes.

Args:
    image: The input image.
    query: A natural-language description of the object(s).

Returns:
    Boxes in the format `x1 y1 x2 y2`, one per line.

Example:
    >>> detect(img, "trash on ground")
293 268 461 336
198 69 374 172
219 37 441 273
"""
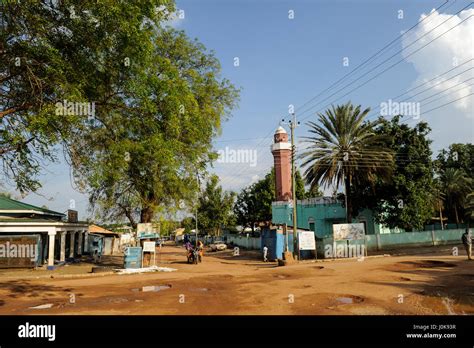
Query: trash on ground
29 303 54 309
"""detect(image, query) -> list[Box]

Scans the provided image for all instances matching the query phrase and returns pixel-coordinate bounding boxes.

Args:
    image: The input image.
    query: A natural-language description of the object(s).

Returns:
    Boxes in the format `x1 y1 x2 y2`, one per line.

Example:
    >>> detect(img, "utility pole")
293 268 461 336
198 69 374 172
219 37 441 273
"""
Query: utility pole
282 113 300 259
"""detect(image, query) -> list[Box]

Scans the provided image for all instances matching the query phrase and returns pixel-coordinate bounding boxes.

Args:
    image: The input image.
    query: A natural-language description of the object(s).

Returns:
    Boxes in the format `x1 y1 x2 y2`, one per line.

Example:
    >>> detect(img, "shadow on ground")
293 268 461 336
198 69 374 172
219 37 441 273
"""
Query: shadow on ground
369 258 474 311
0 280 72 301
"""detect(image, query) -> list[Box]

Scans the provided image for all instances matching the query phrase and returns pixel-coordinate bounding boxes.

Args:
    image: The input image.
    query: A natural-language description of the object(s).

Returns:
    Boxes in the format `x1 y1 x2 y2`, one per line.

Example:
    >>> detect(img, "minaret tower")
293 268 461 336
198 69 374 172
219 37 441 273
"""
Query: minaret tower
271 126 292 201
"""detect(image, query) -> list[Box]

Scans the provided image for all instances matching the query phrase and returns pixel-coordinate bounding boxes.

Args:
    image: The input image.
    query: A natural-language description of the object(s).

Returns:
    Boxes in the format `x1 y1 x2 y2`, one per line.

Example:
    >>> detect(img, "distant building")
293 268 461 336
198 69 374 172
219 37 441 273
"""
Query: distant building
88 224 121 255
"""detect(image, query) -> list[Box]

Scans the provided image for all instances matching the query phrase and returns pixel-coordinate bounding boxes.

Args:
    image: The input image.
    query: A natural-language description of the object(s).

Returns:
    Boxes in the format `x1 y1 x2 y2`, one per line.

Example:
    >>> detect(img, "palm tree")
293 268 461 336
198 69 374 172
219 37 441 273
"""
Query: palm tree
464 191 474 226
300 102 394 222
440 168 472 224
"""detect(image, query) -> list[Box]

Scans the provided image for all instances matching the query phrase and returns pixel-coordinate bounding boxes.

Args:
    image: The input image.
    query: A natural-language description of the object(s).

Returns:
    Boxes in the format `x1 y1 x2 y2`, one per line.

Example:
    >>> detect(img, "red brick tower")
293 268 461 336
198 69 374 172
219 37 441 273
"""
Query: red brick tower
271 126 292 201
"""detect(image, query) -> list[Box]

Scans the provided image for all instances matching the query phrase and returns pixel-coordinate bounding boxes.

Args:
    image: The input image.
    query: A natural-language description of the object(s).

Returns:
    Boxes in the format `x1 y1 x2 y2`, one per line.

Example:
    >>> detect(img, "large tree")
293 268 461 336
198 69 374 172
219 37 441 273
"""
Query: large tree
351 116 435 230
69 28 238 227
435 143 474 178
196 175 235 236
434 143 474 225
300 102 394 222
233 168 317 230
0 0 174 193
440 168 472 224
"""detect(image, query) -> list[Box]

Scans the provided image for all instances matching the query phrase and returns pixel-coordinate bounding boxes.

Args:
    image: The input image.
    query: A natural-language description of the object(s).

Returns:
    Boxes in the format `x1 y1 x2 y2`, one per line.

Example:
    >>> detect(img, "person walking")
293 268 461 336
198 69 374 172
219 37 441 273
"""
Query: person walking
263 245 268 262
461 228 473 260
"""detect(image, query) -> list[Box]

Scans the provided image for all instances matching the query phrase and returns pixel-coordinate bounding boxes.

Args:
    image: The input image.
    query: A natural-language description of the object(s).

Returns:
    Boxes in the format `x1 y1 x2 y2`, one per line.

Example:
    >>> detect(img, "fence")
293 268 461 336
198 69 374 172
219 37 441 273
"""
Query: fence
365 228 464 251
225 235 261 250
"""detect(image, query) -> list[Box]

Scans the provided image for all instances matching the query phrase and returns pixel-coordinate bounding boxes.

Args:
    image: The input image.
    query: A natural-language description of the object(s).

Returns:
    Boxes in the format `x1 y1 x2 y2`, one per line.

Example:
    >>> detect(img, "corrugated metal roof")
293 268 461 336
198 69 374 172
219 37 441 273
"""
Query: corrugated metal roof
0 196 65 217
88 224 119 235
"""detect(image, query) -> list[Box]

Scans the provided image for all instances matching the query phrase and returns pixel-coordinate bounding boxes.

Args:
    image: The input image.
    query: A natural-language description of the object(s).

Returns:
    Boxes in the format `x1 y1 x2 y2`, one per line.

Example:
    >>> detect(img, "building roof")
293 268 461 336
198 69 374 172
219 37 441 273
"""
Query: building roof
0 196 65 218
89 224 119 236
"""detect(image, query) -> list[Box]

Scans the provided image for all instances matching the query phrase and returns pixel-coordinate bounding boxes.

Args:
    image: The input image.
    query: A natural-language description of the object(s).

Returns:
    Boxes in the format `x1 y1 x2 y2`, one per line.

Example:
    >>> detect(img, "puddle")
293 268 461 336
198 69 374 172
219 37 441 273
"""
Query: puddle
337 297 354 304
336 295 364 304
131 284 172 292
29 303 54 310
141 285 172 292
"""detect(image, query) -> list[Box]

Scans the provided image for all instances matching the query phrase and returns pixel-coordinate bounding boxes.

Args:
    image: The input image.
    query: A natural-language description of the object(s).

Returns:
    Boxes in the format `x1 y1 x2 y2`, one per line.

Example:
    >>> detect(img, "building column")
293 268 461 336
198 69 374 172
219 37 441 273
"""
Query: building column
60 232 66 262
77 231 83 255
69 231 76 258
47 229 57 267
84 231 89 253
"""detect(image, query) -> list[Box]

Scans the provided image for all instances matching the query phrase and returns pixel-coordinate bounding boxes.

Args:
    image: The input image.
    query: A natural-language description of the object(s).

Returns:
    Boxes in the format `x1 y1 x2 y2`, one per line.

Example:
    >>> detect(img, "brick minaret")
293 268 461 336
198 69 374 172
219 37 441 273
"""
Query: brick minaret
271 126 292 201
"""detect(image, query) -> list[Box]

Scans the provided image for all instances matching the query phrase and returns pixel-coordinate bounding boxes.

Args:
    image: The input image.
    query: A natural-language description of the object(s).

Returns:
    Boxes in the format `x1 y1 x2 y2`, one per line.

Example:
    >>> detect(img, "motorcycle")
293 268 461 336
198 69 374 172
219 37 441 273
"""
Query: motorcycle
187 248 200 264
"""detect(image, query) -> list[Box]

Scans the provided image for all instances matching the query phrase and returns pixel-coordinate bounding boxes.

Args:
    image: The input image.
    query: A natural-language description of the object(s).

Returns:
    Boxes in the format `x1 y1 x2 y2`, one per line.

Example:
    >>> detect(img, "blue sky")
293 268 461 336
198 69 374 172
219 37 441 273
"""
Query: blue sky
9 0 474 220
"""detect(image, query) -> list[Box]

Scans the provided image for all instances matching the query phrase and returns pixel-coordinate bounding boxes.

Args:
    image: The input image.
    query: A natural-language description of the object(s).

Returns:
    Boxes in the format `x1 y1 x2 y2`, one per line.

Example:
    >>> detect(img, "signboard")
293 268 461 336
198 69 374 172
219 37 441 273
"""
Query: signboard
143 241 156 252
298 231 316 250
0 235 40 268
67 210 78 223
141 241 156 268
137 223 160 238
333 223 365 241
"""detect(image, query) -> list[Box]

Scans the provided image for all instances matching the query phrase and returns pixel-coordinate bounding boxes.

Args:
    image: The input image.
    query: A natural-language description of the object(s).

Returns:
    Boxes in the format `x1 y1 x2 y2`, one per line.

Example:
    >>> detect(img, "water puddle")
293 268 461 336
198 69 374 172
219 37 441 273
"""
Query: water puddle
336 295 364 304
337 297 354 304
140 285 172 292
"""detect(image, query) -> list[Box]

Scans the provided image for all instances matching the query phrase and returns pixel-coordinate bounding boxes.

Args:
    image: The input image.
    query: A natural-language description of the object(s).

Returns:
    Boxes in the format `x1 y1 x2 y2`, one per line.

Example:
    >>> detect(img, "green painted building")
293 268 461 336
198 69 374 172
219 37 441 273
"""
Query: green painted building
272 197 382 238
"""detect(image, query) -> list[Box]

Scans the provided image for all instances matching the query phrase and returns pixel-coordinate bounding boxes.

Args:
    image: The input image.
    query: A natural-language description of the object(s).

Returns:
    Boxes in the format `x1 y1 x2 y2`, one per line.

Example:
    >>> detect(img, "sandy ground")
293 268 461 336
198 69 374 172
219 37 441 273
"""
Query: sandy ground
0 244 472 315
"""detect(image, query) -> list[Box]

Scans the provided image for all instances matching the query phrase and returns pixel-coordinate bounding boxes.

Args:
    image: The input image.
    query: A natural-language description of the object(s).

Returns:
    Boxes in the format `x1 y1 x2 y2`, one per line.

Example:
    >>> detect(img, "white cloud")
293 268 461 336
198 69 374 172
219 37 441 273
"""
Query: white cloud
401 9 474 116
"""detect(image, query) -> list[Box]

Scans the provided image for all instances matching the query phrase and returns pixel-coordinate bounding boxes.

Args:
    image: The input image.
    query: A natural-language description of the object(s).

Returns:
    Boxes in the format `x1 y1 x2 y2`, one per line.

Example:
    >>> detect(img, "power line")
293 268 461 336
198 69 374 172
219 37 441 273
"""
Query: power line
411 92 474 117
365 61 474 120
298 10 474 123
294 0 453 114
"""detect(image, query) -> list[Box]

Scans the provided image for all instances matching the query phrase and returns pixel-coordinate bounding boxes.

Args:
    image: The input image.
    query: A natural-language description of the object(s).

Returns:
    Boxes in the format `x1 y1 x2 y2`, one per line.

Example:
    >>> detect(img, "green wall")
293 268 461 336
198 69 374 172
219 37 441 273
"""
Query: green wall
272 202 378 237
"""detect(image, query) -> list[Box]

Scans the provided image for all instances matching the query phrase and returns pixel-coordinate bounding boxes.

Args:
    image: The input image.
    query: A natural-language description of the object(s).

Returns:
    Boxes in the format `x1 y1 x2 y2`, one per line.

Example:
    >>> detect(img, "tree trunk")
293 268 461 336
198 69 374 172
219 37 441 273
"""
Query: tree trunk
140 206 154 223
454 205 459 225
345 175 352 223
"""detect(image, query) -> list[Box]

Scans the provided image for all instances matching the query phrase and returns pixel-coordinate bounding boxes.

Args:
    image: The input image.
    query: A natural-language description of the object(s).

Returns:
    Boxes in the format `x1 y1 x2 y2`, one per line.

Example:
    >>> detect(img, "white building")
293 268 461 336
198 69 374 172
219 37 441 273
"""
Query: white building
0 196 88 268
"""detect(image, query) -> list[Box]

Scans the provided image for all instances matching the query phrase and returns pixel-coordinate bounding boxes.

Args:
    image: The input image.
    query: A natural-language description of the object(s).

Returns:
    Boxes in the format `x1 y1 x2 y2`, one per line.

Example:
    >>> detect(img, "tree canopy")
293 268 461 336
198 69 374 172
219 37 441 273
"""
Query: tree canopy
233 167 318 230
351 116 435 230
1 1 239 226
0 0 175 193
300 102 394 222
196 175 235 236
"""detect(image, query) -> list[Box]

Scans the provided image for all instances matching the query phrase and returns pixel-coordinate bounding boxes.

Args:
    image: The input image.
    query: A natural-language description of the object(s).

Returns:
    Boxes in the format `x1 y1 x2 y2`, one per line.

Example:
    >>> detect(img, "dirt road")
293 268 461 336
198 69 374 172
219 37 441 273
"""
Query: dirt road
0 245 472 315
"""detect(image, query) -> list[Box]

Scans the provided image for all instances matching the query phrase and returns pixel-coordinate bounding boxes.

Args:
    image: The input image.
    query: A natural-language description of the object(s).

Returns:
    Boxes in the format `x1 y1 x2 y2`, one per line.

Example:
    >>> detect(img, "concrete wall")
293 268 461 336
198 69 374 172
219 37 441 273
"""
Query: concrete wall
272 202 377 237
365 228 464 251
226 235 261 250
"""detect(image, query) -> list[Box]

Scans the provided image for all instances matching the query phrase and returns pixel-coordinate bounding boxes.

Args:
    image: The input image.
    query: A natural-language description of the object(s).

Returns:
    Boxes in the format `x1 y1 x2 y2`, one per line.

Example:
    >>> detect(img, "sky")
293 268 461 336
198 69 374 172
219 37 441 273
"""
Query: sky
7 0 474 220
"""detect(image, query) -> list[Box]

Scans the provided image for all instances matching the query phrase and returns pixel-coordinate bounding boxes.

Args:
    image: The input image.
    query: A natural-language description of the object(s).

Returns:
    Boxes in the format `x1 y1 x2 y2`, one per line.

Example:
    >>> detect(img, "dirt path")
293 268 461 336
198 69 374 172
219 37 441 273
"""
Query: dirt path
0 245 472 315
